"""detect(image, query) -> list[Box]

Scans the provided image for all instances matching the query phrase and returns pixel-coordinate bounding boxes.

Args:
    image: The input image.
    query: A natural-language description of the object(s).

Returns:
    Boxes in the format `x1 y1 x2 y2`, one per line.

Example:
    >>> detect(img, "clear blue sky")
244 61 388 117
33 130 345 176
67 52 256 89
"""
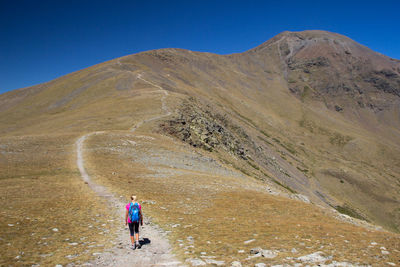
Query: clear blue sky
1 0 400 94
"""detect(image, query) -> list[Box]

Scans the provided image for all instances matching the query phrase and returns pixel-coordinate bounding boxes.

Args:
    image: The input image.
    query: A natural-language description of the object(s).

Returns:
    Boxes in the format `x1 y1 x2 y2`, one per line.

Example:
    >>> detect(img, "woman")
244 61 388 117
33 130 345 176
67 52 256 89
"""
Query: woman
125 195 143 249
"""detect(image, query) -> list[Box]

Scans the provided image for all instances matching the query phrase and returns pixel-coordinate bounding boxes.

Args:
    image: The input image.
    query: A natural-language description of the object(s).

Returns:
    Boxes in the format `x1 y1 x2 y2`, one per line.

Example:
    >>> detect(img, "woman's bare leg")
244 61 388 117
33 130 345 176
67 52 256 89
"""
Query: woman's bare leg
135 233 139 243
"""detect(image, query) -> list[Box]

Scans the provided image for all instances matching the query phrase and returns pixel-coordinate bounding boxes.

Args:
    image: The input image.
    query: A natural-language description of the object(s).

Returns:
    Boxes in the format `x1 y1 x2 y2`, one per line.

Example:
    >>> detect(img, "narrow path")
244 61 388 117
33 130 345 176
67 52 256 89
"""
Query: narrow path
130 74 172 132
76 74 182 266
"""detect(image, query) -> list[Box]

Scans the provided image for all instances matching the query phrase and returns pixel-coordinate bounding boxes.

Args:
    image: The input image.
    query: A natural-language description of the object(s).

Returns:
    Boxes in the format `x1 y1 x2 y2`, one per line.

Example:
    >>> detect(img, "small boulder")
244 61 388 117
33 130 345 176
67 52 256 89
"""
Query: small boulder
186 258 206 266
297 251 330 263
250 247 262 254
205 259 225 266
231 261 242 267
261 250 277 259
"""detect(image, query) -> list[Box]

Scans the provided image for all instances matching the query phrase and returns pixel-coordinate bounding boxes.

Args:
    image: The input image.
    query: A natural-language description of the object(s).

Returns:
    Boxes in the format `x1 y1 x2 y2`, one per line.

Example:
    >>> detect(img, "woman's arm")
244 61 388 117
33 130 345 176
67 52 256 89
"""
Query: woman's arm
125 209 128 225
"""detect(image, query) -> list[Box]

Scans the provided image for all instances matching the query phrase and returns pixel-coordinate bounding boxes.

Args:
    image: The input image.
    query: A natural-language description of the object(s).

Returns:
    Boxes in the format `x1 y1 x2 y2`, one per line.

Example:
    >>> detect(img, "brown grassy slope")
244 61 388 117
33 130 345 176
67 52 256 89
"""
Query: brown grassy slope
0 30 399 233
118 42 400 231
84 129 400 265
0 134 117 266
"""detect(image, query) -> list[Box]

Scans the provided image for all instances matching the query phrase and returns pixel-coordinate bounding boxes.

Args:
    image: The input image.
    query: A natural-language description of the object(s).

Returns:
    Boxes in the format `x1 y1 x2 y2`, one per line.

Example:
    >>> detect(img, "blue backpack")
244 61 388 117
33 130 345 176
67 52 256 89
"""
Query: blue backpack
129 202 140 222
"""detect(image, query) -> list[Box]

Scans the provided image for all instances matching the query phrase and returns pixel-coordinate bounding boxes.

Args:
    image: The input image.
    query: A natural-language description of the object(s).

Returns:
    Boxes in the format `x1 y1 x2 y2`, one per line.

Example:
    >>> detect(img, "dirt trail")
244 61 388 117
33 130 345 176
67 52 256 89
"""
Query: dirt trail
75 74 182 266
130 74 172 132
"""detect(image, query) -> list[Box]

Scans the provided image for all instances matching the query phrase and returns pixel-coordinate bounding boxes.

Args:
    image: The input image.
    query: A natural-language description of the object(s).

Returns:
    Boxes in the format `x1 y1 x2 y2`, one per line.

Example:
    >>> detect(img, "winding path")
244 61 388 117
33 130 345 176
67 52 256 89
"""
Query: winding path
130 74 172 132
76 73 182 266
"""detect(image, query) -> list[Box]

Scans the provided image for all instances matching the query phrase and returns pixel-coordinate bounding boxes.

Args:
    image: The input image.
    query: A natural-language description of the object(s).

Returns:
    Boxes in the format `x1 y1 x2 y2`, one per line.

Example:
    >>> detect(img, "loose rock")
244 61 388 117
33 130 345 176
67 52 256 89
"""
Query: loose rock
205 259 225 266
186 258 206 266
297 251 331 263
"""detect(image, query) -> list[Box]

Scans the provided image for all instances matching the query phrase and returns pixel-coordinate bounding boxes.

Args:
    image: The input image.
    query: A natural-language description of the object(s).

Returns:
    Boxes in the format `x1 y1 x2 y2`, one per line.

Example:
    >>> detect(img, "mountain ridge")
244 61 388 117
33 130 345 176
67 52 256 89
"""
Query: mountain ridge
1 30 400 265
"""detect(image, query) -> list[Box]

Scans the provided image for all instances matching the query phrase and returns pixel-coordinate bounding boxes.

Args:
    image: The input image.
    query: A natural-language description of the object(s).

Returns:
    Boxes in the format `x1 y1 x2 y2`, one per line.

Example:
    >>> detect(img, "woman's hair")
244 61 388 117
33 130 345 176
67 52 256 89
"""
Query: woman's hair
131 195 137 201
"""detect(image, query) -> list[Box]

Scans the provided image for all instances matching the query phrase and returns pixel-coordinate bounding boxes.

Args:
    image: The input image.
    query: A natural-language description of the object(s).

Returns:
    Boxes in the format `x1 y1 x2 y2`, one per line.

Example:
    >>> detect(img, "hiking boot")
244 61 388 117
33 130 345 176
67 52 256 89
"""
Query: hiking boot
131 244 136 250
136 242 141 249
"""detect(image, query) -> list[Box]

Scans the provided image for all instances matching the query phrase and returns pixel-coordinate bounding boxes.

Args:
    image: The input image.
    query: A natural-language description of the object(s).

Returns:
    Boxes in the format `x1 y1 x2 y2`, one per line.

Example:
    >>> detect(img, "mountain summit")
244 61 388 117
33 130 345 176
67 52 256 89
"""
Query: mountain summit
249 30 400 112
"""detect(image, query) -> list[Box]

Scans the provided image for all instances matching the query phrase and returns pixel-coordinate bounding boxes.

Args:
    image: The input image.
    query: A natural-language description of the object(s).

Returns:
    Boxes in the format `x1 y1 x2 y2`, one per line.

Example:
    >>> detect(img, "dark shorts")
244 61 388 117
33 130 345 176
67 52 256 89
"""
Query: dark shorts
128 222 139 236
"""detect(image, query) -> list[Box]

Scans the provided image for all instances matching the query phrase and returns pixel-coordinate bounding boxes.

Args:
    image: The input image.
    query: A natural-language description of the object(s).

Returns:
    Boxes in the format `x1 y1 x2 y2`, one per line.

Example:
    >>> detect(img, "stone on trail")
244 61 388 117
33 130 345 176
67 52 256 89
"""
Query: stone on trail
157 261 183 266
52 228 59 232
244 239 256 244
204 259 225 266
381 250 390 255
231 261 242 267
186 258 206 266
254 263 266 267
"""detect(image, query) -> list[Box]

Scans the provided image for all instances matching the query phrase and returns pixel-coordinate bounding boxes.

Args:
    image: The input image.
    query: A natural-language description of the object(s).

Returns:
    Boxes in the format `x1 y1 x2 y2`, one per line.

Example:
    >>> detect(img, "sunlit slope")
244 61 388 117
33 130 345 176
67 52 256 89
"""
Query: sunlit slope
1 30 399 233
83 129 400 265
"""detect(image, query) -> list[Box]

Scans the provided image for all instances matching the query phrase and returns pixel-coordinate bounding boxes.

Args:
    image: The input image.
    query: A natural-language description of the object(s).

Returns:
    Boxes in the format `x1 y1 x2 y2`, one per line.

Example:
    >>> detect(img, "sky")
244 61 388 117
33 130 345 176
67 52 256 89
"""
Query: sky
1 0 400 94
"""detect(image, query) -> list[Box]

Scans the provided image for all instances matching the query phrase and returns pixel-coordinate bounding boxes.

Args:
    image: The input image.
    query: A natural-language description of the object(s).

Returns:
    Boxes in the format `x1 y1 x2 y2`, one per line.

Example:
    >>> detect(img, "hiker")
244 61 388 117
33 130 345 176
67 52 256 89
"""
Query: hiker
125 195 143 249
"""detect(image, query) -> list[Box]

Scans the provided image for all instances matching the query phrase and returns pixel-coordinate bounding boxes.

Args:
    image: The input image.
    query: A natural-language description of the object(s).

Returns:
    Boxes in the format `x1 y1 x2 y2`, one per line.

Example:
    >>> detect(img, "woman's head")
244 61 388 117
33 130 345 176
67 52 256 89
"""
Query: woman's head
130 195 137 201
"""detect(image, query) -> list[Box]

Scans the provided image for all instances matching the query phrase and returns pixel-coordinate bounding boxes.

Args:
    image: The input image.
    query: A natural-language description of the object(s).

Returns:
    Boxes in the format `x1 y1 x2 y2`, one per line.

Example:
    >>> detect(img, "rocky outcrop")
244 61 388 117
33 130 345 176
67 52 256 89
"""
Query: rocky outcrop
363 69 400 97
161 98 248 159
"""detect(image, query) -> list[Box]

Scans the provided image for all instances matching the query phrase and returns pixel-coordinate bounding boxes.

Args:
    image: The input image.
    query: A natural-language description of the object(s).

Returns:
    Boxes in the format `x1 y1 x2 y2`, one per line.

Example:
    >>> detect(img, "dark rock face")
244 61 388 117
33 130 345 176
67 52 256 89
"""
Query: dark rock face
363 70 400 97
288 56 330 72
161 98 248 159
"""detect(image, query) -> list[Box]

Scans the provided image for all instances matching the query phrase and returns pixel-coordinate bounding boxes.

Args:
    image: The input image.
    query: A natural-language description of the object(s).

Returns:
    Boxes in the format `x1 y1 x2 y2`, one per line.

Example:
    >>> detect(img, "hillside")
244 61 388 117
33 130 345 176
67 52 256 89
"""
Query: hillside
1 30 399 266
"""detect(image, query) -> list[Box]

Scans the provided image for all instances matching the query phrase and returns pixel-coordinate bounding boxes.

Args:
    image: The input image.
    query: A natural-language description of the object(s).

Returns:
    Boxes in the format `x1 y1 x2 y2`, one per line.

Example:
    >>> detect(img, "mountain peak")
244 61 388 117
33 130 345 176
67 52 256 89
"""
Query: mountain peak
249 30 359 54
249 30 399 70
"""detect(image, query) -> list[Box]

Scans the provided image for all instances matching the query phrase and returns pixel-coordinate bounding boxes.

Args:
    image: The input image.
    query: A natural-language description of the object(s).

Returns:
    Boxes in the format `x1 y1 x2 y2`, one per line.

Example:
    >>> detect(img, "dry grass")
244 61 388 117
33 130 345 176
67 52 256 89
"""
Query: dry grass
0 82 166 136
85 130 400 265
0 134 117 266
